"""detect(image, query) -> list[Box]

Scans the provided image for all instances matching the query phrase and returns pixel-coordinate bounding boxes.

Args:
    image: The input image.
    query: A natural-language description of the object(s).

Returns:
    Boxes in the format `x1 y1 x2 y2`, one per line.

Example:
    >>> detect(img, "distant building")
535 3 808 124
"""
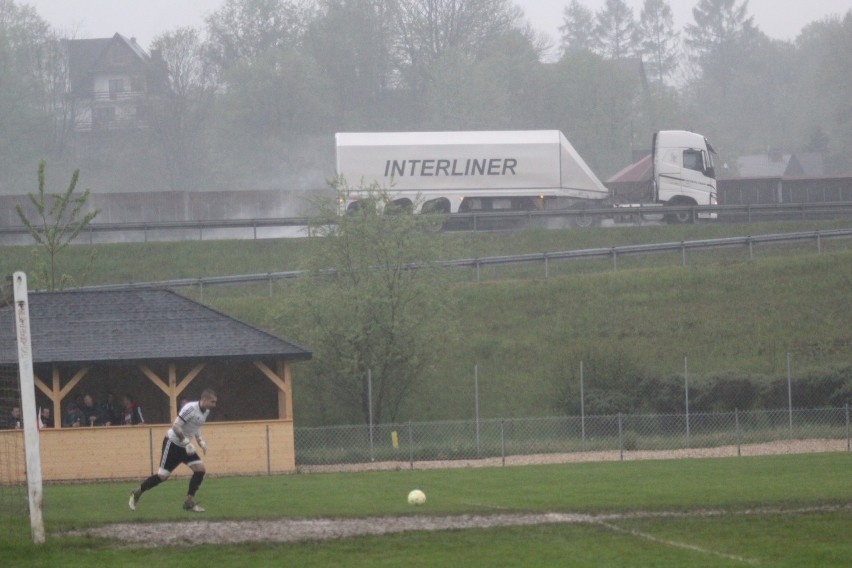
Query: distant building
736 151 825 178
65 33 164 132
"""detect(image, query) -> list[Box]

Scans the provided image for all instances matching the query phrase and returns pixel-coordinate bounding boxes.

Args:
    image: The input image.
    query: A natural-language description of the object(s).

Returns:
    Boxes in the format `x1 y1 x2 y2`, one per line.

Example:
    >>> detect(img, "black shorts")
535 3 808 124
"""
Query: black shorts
157 437 201 474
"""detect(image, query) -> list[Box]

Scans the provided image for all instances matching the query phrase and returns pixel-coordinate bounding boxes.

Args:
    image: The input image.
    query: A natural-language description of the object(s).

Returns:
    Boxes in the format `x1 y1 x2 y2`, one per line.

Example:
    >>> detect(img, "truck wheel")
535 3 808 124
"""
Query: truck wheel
569 214 598 228
665 199 696 224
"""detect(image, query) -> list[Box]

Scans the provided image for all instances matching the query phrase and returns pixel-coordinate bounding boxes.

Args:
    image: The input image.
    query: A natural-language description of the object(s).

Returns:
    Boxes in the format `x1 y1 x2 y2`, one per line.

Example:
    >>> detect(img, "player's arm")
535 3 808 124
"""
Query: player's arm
173 421 198 454
171 417 188 443
195 433 208 454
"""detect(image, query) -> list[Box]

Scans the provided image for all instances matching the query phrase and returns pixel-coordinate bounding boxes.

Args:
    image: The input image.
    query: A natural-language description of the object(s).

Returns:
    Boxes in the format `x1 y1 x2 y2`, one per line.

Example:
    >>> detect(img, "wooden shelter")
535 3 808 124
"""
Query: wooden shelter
0 289 311 481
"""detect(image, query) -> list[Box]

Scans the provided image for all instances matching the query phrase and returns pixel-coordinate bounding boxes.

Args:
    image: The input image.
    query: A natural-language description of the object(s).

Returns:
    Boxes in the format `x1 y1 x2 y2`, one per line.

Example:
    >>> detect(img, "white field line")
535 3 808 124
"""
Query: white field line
597 521 760 565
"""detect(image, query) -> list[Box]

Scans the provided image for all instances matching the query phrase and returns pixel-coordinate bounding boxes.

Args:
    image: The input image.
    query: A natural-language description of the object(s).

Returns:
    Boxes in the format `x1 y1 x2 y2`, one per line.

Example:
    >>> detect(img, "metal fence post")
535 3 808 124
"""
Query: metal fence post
368 369 374 462
408 421 414 469
474 364 481 458
544 254 549 279
846 404 850 452
618 413 623 461
735 408 741 457
580 361 586 444
787 353 793 439
684 357 690 448
501 419 506 466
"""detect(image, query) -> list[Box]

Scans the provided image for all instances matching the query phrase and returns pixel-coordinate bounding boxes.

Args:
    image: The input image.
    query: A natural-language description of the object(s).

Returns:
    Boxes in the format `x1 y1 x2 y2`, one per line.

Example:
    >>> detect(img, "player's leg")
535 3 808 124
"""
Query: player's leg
129 439 179 511
183 461 206 512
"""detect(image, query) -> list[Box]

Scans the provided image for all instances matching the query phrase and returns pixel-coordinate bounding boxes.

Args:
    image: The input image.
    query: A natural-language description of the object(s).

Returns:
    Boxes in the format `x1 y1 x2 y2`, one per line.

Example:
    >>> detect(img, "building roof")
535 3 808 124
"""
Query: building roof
736 152 825 178
65 33 151 93
0 289 311 365
606 153 652 184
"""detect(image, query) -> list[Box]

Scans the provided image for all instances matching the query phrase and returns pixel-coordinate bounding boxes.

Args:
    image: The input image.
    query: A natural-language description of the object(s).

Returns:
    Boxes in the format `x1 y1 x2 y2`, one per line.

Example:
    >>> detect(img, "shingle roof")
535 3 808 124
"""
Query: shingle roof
0 289 311 365
65 33 150 94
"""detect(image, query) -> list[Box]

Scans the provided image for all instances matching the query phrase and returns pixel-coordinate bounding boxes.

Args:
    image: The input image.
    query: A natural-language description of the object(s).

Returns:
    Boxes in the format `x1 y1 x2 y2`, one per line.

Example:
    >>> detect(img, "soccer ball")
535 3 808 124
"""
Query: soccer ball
407 489 426 505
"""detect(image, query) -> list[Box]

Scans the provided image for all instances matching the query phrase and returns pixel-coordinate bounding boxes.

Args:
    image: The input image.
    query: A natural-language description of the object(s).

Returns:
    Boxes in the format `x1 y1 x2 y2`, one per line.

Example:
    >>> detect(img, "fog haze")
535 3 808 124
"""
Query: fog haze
27 0 851 49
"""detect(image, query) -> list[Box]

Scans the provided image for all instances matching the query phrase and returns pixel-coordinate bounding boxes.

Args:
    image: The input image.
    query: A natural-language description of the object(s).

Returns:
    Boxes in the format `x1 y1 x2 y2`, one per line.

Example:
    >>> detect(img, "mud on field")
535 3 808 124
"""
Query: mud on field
67 439 848 547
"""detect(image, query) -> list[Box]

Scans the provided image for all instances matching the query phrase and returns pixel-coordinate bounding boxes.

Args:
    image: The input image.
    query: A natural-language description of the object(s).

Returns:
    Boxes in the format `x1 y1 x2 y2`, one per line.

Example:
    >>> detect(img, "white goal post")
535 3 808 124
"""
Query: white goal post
12 271 45 544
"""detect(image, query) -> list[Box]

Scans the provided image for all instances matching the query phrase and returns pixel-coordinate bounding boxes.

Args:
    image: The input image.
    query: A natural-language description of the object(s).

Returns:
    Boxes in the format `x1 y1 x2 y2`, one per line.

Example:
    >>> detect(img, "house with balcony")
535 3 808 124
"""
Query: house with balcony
66 33 164 132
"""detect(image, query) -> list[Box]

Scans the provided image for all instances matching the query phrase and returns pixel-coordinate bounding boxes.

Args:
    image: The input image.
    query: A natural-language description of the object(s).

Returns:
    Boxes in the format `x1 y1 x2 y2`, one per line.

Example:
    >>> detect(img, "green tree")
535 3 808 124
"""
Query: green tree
595 0 636 59
304 0 395 129
0 0 54 192
685 0 758 96
793 12 852 174
540 51 646 177
421 30 539 130
390 0 523 93
14 160 99 290
635 0 680 87
210 46 334 186
148 27 219 191
559 0 598 55
204 0 312 69
291 184 457 425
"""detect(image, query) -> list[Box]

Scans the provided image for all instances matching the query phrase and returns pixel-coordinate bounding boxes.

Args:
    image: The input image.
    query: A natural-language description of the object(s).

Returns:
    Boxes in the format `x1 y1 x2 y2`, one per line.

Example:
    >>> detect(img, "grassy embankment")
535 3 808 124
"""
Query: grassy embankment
2 219 851 423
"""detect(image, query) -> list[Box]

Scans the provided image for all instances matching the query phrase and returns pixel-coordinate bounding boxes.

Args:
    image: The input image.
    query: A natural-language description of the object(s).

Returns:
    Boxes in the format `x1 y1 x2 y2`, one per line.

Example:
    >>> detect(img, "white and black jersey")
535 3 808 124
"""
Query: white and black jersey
167 401 210 447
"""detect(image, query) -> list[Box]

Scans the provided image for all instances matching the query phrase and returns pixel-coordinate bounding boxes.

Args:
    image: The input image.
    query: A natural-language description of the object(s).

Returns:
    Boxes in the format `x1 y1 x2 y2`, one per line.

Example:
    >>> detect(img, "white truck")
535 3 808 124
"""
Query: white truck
335 129 717 225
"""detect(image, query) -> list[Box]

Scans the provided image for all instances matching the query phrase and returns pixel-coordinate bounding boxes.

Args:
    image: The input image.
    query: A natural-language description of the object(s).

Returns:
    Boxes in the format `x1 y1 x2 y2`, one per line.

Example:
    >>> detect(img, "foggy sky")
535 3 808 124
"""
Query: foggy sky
25 0 852 50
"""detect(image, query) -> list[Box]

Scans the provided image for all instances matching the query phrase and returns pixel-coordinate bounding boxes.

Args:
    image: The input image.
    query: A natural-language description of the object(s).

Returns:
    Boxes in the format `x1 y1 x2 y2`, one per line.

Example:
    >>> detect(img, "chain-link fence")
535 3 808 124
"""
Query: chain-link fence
294 405 851 468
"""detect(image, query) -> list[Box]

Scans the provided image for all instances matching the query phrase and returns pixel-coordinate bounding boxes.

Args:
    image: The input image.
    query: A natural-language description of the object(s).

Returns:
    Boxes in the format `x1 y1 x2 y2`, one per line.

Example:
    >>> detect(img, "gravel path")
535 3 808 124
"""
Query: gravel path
70 505 850 547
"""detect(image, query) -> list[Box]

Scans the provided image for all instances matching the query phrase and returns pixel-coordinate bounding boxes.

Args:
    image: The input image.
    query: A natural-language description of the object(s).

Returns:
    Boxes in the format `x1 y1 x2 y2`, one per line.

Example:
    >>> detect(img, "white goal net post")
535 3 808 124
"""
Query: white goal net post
11 272 45 544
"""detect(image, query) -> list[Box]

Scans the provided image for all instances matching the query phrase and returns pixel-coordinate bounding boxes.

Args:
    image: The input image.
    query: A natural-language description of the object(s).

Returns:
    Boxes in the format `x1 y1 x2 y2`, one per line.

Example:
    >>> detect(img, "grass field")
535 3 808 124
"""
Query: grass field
2 453 850 566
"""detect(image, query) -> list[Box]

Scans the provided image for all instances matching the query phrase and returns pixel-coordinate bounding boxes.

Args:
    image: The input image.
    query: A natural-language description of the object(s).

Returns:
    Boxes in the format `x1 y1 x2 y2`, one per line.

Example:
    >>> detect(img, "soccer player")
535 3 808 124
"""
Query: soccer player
129 389 218 512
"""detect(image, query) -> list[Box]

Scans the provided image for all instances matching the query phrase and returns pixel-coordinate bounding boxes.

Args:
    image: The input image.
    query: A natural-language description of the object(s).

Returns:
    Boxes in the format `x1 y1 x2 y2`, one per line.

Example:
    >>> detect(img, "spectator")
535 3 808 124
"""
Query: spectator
103 392 121 425
63 404 84 428
3 406 23 429
38 406 53 429
80 394 109 426
121 394 145 425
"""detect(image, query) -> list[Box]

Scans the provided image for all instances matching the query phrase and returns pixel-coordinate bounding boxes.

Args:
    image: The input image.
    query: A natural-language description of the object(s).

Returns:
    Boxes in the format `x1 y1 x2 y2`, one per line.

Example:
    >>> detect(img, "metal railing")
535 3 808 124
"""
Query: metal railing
69 227 852 293
3 201 852 243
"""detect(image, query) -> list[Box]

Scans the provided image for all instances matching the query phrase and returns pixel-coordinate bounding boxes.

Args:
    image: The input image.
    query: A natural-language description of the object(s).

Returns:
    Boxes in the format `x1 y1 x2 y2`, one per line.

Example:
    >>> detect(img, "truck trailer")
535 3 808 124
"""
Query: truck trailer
335 129 717 225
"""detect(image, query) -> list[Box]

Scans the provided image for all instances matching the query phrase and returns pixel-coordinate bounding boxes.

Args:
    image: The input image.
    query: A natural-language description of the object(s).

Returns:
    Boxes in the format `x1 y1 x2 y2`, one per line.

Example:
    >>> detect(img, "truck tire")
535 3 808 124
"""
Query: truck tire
665 198 696 224
569 214 598 228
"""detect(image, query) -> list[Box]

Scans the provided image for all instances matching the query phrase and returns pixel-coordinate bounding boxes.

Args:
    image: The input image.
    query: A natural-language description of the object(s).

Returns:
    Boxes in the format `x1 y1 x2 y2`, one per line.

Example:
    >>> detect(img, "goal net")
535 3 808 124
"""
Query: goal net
0 272 44 543
0 364 27 538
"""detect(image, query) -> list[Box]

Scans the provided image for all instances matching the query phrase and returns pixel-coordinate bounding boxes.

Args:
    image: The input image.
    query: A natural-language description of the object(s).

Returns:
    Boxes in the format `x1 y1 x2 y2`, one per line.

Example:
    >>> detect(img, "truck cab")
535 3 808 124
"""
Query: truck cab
652 130 718 223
